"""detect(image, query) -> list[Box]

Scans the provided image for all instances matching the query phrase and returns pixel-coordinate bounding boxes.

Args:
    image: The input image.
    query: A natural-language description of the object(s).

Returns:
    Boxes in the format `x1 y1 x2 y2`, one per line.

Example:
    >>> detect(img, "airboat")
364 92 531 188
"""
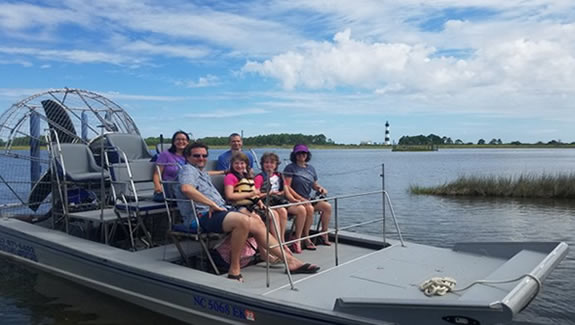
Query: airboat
0 89 568 325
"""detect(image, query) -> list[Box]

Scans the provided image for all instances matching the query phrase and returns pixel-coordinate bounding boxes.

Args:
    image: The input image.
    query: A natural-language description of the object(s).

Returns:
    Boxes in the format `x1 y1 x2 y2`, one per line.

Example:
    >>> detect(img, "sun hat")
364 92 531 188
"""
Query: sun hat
293 144 309 153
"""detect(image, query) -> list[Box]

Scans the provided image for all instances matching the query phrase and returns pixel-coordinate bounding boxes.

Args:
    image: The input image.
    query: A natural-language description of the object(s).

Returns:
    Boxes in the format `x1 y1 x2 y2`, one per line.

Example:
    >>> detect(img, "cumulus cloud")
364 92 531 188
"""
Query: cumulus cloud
243 28 575 96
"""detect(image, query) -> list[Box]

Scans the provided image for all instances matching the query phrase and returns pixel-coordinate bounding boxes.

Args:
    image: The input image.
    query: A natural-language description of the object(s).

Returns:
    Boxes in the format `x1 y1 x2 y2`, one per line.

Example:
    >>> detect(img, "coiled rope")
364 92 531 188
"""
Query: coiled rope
419 274 541 297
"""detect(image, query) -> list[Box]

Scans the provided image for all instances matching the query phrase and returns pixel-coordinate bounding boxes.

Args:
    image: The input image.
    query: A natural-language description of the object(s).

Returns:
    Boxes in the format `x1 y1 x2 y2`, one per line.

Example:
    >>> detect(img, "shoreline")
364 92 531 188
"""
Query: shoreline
5 144 575 151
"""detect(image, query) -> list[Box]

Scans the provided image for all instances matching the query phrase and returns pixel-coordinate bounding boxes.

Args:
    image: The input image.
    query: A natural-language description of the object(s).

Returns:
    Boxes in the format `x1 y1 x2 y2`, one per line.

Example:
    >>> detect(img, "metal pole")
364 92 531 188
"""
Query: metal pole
381 163 386 244
334 198 339 266
100 127 106 244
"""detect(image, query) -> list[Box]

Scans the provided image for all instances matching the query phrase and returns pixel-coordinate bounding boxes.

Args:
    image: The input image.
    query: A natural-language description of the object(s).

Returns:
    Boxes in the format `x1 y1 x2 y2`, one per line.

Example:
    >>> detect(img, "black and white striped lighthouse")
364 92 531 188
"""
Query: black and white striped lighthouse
384 121 390 145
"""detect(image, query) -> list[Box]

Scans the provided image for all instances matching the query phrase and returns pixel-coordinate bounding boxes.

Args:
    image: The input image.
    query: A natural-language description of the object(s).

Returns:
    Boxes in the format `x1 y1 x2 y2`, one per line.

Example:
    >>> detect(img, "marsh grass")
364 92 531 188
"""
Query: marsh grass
410 173 575 198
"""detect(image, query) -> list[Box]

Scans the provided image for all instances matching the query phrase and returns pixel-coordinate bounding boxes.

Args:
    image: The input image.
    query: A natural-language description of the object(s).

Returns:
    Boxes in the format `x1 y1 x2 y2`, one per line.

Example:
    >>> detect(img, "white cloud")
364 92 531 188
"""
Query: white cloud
120 41 211 60
0 47 141 65
176 75 221 88
186 108 267 119
243 27 575 98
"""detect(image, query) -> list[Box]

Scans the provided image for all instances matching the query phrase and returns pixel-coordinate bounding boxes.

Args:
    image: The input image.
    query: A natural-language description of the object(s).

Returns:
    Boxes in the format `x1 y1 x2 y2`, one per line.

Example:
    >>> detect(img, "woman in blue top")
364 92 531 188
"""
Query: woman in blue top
152 131 189 200
284 144 332 248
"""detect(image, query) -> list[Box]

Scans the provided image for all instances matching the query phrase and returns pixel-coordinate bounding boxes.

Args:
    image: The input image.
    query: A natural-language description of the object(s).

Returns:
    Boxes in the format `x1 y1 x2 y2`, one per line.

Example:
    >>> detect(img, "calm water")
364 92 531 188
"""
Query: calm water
1 148 574 324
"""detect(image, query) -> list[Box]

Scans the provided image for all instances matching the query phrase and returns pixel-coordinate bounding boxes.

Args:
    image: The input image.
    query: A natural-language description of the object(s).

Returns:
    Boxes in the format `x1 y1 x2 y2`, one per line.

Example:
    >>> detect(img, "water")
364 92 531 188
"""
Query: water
1 148 574 324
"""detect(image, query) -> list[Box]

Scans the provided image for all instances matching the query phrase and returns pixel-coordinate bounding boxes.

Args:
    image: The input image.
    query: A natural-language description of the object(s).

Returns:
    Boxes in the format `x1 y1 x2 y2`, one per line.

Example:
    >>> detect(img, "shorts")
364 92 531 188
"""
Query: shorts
197 207 238 233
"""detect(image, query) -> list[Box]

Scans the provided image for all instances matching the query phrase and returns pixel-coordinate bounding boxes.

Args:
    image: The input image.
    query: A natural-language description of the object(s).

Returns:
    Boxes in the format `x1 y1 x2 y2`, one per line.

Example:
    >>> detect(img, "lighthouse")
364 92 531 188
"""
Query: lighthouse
384 121 390 145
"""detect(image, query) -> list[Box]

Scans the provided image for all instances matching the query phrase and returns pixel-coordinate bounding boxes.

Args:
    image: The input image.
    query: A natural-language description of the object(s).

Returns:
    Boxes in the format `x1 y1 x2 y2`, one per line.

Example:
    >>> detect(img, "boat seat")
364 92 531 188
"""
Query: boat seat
110 160 157 200
105 133 153 161
160 168 226 274
210 173 225 197
109 159 163 250
205 160 218 171
57 143 109 183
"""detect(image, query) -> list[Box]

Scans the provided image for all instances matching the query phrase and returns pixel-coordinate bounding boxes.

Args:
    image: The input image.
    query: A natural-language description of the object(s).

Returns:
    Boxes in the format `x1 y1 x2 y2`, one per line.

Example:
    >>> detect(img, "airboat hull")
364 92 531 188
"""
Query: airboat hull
0 218 567 325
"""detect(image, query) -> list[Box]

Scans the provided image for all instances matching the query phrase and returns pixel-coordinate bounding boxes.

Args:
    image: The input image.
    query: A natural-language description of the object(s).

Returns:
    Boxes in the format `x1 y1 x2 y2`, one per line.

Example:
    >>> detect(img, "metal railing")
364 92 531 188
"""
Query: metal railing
262 187 405 290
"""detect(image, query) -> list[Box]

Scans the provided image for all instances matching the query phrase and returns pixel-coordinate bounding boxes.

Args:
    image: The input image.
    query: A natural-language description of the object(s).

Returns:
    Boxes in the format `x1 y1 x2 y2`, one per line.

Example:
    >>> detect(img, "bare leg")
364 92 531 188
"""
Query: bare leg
276 207 288 244
246 215 311 271
314 201 332 244
221 212 251 277
302 203 315 238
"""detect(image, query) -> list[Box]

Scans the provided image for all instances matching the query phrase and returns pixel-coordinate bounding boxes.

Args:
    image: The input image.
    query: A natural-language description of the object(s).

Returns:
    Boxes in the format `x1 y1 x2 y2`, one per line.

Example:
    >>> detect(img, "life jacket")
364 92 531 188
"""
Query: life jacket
257 171 284 193
233 177 259 206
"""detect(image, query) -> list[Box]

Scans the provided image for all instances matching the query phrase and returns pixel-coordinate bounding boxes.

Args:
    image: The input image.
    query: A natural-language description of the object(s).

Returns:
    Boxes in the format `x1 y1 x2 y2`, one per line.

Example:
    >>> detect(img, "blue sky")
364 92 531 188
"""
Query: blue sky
1 0 574 144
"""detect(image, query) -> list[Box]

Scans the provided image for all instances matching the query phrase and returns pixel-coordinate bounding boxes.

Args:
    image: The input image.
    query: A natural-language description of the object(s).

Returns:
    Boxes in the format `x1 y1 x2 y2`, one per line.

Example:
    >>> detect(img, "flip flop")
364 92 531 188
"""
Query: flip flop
288 263 320 274
227 273 244 282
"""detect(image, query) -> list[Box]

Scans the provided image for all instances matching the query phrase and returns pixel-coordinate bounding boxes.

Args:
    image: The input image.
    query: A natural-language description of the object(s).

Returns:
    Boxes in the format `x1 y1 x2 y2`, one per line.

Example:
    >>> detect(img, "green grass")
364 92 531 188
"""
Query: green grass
410 173 575 199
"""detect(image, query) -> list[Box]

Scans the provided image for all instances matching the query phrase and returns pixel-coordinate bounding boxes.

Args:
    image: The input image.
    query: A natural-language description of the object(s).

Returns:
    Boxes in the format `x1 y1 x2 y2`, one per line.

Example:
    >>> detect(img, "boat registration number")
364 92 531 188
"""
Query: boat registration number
0 237 38 262
193 294 255 321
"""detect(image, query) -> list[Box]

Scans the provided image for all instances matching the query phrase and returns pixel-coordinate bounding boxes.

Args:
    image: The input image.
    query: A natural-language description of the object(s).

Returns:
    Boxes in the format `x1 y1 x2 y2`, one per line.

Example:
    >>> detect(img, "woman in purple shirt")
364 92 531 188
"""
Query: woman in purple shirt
152 131 189 200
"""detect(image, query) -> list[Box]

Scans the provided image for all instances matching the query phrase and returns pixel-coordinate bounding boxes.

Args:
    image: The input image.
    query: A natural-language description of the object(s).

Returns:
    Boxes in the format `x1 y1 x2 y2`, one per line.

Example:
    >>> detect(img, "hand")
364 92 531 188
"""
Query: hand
208 205 226 218
318 186 327 195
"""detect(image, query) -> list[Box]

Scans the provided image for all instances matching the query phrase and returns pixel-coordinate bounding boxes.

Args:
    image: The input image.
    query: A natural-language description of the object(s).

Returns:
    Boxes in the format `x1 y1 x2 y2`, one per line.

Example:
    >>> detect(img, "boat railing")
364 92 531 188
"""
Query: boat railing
262 187 405 289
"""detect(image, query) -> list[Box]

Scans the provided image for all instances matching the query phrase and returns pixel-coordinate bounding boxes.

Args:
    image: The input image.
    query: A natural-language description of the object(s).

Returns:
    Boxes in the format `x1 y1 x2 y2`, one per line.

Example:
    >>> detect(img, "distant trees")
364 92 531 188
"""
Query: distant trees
397 135 573 146
146 133 334 147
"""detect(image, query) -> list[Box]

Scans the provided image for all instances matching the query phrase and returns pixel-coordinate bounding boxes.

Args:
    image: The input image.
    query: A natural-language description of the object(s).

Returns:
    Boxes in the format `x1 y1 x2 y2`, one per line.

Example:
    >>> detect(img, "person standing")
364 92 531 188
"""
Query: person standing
216 133 255 171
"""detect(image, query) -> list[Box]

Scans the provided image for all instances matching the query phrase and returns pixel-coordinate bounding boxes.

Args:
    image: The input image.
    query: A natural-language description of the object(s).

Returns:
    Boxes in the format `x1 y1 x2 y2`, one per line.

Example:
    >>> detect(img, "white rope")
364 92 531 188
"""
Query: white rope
419 274 541 297
419 277 457 296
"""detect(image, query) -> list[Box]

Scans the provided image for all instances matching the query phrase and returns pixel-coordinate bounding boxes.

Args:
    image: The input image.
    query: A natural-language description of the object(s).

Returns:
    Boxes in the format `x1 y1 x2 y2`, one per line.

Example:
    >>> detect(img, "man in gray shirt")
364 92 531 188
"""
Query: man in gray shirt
176 142 319 282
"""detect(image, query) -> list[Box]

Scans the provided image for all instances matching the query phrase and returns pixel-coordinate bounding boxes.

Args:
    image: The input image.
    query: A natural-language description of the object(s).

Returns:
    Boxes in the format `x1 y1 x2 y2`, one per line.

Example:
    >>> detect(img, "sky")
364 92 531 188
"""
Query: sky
1 0 574 144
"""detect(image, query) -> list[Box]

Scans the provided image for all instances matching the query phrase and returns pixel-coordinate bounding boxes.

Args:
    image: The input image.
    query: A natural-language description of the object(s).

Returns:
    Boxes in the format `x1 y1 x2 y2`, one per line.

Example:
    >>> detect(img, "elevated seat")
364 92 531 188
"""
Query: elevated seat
90 133 152 165
57 143 109 182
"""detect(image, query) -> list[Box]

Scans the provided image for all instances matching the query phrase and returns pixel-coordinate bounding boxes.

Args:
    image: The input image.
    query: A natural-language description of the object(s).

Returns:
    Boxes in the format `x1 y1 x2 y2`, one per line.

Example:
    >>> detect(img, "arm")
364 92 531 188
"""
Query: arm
284 176 305 202
208 170 224 175
224 184 258 201
181 184 225 212
313 181 328 195
152 165 164 192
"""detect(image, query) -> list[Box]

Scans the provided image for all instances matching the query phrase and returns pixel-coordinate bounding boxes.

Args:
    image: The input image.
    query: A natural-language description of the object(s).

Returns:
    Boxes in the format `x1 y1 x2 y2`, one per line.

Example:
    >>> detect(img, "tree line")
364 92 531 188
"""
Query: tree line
145 133 335 146
398 134 575 146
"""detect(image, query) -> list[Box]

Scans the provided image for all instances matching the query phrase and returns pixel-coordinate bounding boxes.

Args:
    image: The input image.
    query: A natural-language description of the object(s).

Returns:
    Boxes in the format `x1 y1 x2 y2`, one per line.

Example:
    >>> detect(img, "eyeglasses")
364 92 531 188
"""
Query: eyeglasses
296 151 308 155
191 154 209 158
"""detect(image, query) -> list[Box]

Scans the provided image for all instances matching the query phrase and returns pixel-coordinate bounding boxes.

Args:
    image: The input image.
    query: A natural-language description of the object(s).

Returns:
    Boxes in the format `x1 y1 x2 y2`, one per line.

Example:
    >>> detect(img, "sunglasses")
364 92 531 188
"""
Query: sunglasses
191 154 209 158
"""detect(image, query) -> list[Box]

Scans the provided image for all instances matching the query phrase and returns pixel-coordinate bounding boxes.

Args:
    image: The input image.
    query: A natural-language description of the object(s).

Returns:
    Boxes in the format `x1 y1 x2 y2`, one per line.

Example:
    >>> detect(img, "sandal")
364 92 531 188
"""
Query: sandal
315 235 331 246
287 263 320 274
227 273 244 283
302 240 317 251
291 242 302 254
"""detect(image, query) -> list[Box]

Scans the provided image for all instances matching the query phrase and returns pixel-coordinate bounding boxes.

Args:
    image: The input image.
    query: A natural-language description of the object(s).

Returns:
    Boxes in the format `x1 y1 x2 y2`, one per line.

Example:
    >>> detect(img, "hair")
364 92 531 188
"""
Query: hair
289 145 312 163
228 133 241 141
228 151 252 179
168 131 190 153
260 152 280 171
183 141 209 157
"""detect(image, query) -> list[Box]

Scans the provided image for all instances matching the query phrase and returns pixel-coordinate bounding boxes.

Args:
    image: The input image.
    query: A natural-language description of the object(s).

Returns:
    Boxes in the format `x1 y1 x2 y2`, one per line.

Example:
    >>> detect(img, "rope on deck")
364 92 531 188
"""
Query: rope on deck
419 274 541 297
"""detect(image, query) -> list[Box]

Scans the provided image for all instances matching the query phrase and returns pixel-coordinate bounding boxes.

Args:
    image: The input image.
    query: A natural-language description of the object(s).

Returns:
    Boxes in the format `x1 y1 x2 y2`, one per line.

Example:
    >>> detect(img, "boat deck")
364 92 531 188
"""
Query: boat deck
1 218 567 325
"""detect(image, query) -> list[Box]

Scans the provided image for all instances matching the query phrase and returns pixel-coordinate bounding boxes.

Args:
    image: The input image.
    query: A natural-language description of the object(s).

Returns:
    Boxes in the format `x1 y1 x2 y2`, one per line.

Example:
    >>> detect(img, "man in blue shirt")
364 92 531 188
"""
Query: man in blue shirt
176 142 319 282
216 133 255 170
